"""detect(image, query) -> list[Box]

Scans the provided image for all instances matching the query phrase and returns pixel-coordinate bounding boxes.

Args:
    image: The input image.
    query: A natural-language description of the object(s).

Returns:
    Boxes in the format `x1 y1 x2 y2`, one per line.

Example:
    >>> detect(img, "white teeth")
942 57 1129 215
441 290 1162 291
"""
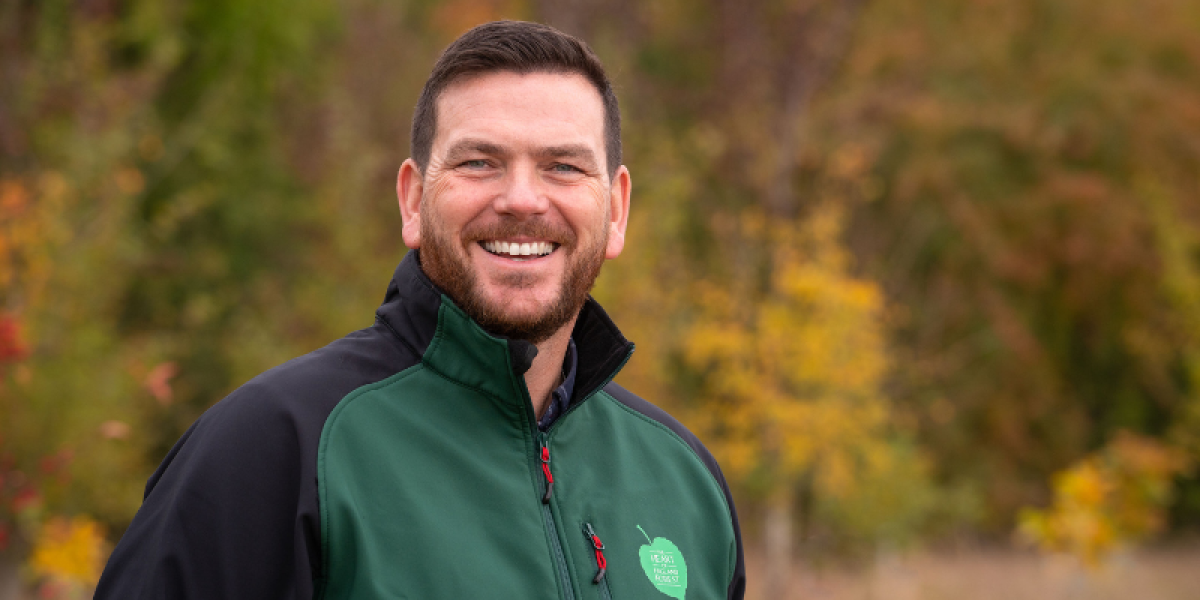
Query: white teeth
482 241 555 257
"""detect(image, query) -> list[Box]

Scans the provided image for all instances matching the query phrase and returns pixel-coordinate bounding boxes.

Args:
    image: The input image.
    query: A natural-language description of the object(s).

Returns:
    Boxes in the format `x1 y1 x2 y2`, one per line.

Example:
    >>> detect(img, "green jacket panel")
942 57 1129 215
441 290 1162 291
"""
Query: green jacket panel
550 392 737 600
318 365 560 599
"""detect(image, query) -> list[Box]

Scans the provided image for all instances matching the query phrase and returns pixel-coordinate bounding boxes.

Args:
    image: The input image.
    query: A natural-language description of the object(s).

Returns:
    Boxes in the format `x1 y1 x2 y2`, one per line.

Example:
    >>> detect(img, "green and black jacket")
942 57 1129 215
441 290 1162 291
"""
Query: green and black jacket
97 252 746 600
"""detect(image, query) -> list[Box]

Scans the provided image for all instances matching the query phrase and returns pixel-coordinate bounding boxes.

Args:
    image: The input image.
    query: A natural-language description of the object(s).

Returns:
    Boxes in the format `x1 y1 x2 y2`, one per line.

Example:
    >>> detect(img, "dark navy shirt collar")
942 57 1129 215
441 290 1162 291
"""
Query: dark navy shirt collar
537 338 577 431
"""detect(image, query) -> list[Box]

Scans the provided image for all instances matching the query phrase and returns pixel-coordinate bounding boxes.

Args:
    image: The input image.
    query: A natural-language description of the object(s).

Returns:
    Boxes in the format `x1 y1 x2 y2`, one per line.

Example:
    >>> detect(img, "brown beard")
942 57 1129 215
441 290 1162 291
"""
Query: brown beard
419 210 606 344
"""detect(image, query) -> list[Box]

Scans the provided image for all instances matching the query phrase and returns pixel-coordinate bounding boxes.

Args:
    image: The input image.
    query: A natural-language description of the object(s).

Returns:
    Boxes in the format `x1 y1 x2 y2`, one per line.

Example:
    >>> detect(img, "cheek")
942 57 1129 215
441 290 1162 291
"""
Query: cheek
422 177 477 231
569 183 612 227
423 171 455 205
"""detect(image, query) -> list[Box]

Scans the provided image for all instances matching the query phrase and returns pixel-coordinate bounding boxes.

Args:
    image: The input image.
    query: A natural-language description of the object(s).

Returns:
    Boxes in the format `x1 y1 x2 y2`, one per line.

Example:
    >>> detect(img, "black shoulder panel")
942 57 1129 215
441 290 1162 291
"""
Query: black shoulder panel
95 323 422 599
601 382 747 600
97 254 447 599
374 251 442 358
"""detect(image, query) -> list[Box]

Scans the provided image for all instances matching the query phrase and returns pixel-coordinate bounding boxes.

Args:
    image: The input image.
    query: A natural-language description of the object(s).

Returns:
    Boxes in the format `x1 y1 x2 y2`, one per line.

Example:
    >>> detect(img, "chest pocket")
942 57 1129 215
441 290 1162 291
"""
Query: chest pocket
576 520 692 600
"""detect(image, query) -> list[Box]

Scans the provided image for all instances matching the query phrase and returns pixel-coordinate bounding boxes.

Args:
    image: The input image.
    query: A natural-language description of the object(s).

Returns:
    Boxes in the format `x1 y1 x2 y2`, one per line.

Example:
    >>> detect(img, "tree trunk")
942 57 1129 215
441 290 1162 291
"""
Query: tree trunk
763 487 794 600
0 554 20 600
765 0 870 219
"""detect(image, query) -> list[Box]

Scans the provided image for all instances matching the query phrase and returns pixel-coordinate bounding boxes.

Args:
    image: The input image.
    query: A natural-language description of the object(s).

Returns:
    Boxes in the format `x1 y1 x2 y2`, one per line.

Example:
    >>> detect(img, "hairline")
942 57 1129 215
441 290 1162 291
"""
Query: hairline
417 68 619 180
425 70 611 178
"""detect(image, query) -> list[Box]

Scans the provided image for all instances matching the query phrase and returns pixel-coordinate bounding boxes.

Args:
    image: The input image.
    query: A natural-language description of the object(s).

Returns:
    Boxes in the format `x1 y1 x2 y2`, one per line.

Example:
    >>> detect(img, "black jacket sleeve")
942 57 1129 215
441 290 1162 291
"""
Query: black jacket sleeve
95 321 416 599
94 381 321 600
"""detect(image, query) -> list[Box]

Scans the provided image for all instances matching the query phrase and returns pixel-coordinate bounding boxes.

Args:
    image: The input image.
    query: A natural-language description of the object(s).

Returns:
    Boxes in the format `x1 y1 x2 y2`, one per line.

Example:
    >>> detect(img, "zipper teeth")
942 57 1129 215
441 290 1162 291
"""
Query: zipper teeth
509 340 576 600
536 433 575 600
543 501 575 600
600 578 613 600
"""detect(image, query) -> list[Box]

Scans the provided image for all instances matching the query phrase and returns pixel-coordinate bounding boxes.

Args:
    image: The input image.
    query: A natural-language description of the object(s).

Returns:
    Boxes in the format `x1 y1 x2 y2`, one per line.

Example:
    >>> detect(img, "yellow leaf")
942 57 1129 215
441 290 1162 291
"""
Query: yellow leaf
28 516 107 585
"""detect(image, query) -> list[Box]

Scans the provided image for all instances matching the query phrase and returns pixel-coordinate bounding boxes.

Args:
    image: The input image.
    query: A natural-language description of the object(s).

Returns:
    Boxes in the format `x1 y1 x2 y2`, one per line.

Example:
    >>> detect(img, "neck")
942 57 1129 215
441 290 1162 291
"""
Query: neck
524 317 577 420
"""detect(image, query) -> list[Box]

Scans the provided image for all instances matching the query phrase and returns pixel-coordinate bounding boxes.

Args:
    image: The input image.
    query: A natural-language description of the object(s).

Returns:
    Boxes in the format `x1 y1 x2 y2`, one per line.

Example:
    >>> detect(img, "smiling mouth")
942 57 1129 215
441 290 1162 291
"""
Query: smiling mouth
480 240 558 261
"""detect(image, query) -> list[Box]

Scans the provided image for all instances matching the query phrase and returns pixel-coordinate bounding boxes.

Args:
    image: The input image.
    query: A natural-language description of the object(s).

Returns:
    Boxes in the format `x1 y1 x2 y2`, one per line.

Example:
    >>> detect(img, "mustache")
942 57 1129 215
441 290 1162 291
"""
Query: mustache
462 217 575 246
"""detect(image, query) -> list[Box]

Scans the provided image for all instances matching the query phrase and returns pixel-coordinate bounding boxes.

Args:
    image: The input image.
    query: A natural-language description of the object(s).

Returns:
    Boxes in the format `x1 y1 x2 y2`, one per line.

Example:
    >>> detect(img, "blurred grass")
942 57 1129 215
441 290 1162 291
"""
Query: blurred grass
744 543 1200 600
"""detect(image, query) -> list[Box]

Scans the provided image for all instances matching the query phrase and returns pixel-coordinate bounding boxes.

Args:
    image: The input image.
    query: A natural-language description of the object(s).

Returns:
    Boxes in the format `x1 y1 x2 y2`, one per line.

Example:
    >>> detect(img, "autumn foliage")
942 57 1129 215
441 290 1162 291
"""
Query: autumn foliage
2 0 1200 594
1019 433 1192 565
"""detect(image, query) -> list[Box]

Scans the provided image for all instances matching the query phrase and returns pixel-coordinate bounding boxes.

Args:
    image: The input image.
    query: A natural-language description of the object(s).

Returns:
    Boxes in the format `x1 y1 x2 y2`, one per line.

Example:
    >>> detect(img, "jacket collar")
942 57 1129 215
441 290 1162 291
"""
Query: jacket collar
375 251 635 407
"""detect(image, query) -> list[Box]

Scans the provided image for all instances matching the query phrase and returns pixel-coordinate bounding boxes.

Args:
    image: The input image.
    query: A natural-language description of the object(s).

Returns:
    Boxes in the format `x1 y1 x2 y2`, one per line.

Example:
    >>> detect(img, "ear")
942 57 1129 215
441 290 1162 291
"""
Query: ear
605 165 631 259
398 159 424 249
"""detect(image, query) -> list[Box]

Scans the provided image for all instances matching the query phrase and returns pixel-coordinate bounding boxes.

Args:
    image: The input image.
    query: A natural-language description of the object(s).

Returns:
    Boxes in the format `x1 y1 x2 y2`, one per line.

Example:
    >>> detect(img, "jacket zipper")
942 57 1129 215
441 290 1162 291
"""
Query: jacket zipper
509 340 576 600
583 522 613 600
537 431 575 600
517 343 633 600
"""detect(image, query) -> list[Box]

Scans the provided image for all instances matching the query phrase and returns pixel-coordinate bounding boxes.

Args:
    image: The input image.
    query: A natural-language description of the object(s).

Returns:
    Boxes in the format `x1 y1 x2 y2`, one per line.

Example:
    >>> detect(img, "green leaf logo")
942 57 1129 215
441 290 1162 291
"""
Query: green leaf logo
636 525 688 599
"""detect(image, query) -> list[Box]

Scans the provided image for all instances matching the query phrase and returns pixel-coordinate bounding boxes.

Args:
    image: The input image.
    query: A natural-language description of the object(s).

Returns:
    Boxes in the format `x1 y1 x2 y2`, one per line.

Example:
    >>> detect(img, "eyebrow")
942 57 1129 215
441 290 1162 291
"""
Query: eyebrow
441 139 599 170
540 145 595 162
537 144 597 167
443 139 508 163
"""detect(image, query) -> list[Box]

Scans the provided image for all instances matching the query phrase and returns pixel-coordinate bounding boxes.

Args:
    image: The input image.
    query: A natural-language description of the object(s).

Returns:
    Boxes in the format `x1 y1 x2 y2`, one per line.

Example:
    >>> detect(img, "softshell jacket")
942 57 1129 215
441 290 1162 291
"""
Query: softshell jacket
96 252 747 600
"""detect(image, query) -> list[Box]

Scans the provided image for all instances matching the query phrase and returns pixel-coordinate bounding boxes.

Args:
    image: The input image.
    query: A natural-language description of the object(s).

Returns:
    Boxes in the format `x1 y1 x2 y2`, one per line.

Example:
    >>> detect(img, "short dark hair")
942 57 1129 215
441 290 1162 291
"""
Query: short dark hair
411 20 621 178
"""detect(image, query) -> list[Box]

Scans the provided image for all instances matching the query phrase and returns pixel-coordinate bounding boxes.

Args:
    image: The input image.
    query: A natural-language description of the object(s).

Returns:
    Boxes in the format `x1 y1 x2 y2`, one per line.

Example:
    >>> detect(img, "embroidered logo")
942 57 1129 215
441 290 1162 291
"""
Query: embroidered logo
636 524 688 599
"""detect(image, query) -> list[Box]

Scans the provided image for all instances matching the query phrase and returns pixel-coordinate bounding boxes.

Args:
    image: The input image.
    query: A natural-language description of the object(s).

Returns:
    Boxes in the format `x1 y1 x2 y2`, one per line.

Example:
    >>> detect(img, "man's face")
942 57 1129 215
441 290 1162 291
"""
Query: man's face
398 71 630 343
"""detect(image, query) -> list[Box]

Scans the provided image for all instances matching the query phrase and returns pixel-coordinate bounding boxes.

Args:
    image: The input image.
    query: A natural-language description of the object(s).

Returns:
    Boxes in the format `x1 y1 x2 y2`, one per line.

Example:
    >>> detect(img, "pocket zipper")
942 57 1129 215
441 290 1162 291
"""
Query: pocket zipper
582 522 613 600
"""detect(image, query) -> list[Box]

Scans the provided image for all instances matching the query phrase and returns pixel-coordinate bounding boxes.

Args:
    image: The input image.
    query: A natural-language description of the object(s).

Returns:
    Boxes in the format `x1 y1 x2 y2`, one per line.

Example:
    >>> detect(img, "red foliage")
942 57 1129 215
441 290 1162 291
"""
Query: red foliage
12 487 40 513
37 449 73 476
0 315 28 363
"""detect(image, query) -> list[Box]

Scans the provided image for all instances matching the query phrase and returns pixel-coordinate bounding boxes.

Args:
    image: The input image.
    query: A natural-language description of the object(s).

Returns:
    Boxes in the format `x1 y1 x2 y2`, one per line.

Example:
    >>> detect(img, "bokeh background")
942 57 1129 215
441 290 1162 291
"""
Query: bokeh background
2 0 1199 598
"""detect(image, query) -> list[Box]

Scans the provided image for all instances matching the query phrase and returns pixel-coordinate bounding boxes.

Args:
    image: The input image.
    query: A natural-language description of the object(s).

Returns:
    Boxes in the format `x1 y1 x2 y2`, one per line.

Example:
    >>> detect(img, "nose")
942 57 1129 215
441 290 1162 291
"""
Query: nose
493 164 549 217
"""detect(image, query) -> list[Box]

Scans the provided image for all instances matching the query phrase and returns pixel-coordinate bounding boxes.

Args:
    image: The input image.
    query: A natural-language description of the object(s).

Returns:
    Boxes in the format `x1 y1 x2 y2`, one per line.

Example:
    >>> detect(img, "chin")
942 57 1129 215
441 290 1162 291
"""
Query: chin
473 291 579 344
480 297 560 328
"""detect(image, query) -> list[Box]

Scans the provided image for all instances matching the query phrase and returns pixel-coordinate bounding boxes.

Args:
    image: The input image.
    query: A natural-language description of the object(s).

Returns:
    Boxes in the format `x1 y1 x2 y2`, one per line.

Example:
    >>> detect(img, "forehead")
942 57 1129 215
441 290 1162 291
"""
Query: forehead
432 71 606 160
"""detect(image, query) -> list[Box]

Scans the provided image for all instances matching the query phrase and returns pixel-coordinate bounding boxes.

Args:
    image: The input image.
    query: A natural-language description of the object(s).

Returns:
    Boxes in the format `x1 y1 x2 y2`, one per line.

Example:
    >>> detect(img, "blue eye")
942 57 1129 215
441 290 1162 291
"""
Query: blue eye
552 163 581 173
462 160 489 169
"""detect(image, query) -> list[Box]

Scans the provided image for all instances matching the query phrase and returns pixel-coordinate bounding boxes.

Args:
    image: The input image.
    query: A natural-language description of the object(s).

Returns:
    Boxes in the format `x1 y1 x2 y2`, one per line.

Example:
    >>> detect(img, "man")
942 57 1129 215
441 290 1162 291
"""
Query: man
97 21 745 600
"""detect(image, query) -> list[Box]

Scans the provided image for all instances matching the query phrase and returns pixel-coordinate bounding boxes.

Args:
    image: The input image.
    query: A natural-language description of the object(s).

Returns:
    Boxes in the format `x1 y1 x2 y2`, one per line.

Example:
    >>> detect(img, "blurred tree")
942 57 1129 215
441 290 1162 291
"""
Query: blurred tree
0 0 344 544
1018 432 1190 565
678 205 912 596
823 0 1200 527
4 2 1200 592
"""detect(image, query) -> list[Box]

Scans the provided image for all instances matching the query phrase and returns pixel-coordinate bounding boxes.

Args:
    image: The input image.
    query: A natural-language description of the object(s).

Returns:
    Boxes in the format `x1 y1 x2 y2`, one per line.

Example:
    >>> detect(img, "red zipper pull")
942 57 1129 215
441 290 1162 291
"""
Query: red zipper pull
540 442 554 504
583 522 607 583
